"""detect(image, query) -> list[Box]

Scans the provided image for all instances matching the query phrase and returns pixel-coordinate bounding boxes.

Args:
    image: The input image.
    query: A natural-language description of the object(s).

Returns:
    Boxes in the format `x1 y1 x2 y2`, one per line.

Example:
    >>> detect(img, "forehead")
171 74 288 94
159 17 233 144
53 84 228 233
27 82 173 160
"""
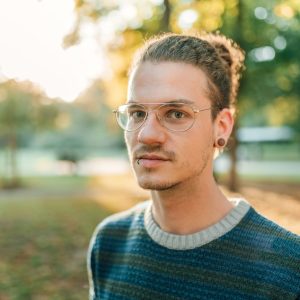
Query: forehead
127 61 210 106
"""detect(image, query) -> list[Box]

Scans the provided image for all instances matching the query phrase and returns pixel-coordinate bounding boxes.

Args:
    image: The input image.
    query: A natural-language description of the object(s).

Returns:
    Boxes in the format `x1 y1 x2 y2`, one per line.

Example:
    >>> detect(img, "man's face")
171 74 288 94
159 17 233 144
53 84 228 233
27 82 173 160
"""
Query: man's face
125 61 216 191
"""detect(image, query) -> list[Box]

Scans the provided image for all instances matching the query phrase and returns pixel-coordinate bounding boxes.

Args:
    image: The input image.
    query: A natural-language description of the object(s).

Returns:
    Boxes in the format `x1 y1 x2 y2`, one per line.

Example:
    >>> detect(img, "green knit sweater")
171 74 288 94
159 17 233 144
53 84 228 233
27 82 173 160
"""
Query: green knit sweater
88 199 300 299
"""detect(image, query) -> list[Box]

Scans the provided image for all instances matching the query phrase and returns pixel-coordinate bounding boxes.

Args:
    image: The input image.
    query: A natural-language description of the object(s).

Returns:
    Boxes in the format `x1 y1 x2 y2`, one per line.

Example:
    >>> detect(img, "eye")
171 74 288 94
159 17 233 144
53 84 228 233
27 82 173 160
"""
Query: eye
128 109 146 120
166 110 186 119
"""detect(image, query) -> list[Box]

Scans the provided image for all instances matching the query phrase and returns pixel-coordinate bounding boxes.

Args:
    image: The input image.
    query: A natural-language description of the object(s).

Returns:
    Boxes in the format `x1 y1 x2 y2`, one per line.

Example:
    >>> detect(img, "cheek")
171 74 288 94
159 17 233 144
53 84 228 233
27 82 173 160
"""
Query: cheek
124 132 129 145
193 120 214 145
124 132 131 152
125 132 137 155
177 129 213 161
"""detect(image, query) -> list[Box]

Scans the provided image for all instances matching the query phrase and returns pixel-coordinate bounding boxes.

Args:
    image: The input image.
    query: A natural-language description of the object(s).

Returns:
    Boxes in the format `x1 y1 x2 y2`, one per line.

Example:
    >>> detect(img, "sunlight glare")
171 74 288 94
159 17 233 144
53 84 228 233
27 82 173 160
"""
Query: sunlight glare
178 9 198 30
149 0 164 5
249 46 276 62
274 36 287 50
0 0 105 101
254 7 268 20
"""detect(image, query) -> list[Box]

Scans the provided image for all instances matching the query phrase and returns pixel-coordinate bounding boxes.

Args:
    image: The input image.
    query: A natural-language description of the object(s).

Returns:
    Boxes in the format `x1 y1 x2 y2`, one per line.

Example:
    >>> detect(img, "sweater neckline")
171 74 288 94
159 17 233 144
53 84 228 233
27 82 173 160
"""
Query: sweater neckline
144 198 250 250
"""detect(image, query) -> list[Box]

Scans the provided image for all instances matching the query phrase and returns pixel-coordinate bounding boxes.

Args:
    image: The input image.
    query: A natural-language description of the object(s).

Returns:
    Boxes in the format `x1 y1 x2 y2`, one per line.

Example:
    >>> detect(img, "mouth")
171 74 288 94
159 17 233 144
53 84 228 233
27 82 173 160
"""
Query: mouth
136 154 170 168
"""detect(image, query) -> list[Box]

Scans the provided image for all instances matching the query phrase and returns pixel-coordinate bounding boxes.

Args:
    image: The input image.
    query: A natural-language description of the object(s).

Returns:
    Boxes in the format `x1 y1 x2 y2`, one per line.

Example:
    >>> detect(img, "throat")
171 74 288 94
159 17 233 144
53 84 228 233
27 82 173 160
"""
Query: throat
151 187 234 235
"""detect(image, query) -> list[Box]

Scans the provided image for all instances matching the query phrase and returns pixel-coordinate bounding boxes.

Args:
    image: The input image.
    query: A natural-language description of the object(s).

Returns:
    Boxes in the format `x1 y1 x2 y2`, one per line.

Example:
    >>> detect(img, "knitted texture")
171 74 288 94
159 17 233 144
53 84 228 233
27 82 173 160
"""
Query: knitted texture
88 200 300 300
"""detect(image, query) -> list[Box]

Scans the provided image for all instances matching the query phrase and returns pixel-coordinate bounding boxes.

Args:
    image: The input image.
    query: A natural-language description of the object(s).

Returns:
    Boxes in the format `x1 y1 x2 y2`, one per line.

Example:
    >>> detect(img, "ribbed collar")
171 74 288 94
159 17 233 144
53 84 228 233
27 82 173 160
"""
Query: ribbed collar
144 198 250 250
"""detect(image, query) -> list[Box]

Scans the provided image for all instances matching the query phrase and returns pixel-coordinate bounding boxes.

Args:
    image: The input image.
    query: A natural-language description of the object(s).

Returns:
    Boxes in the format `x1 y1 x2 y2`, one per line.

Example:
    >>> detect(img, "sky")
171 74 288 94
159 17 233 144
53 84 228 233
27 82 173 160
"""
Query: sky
0 0 106 101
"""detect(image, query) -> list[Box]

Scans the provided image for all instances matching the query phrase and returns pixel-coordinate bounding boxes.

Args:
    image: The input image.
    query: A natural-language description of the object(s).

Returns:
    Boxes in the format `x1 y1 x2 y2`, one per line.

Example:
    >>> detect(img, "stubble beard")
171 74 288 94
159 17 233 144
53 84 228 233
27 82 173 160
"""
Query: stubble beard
137 171 179 191
135 151 210 191
126 138 212 192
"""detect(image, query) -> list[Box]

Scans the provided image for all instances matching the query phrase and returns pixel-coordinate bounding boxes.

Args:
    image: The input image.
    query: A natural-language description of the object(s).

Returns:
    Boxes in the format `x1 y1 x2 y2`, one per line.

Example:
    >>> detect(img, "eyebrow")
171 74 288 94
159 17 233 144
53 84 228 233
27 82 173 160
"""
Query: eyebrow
127 99 195 105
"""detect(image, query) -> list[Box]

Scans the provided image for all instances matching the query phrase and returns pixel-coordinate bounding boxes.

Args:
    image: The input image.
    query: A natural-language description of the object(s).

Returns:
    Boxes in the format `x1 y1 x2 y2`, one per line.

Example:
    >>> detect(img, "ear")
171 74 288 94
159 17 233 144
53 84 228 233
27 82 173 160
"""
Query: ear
213 108 234 147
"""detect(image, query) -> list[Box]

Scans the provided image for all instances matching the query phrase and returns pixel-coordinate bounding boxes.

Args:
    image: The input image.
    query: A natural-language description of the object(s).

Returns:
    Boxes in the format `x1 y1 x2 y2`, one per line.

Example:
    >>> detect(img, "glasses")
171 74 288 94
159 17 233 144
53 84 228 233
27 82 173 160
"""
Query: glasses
113 102 211 132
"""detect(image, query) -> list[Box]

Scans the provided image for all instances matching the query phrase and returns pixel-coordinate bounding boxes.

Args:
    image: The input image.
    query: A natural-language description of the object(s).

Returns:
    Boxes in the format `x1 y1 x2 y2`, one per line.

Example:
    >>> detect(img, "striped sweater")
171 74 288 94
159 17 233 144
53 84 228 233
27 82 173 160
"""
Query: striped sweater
88 199 300 299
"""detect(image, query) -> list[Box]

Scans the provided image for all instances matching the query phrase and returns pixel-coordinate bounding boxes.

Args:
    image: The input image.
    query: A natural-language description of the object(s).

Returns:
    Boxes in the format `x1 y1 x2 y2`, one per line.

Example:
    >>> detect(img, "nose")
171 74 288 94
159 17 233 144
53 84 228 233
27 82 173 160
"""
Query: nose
137 111 166 145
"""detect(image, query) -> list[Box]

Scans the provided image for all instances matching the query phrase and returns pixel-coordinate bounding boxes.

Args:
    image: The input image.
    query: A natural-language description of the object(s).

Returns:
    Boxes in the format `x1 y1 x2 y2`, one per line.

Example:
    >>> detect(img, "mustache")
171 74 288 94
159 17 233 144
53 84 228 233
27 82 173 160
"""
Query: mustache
133 145 176 161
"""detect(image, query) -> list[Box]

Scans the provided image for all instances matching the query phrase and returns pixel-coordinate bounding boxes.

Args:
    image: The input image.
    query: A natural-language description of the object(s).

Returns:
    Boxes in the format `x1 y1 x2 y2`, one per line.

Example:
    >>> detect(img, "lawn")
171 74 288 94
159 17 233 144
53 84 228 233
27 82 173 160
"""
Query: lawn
0 175 147 300
0 174 299 300
0 191 110 299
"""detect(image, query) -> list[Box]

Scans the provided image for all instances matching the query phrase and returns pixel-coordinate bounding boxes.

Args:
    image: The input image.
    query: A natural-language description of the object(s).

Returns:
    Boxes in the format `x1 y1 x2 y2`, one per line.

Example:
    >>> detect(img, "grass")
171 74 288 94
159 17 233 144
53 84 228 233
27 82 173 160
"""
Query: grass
22 176 90 189
0 174 146 300
217 173 300 184
0 173 299 299
0 196 110 300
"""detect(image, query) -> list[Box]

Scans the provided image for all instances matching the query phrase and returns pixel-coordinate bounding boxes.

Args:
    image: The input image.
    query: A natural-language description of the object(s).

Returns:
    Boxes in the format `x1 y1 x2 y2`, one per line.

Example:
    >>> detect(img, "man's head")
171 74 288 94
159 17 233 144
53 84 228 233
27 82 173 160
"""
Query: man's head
129 32 245 119
118 33 245 191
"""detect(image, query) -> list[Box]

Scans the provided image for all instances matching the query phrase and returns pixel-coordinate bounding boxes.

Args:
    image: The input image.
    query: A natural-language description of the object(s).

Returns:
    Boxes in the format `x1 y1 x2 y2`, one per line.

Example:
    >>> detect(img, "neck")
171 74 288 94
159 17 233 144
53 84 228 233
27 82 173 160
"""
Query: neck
150 174 234 235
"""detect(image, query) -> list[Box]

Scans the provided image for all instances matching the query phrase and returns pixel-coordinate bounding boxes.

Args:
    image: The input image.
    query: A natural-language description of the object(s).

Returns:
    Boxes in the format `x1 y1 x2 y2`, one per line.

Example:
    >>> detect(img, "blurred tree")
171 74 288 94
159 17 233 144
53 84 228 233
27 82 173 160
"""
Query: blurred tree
66 0 300 190
32 79 124 174
224 0 300 189
0 80 59 188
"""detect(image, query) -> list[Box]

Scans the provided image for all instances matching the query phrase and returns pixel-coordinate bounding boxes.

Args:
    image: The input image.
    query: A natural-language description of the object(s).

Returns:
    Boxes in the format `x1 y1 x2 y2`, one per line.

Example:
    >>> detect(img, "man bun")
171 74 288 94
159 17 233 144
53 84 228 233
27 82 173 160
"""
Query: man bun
201 33 245 106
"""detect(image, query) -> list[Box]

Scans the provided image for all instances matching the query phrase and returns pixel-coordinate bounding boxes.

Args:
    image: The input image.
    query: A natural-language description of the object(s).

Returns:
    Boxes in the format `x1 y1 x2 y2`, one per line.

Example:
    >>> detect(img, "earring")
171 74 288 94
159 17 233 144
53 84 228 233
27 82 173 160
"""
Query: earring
216 138 226 147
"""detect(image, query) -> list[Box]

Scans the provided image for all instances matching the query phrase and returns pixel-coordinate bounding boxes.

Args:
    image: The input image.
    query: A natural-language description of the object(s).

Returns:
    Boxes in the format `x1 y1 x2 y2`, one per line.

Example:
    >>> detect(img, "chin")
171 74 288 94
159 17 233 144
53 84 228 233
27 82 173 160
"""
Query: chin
137 177 180 191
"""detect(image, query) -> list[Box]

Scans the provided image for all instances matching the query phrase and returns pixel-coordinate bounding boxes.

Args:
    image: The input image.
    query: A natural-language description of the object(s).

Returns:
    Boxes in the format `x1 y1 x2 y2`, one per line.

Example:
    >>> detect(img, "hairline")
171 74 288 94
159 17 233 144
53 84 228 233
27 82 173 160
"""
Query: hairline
127 99 195 105
128 60 224 119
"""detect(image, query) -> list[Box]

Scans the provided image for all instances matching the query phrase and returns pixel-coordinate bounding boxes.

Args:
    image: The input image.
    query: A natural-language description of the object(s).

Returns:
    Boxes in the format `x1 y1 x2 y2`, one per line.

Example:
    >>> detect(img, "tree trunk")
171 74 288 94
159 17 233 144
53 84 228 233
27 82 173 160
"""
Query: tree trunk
228 118 239 191
161 0 171 32
6 126 20 188
227 0 244 192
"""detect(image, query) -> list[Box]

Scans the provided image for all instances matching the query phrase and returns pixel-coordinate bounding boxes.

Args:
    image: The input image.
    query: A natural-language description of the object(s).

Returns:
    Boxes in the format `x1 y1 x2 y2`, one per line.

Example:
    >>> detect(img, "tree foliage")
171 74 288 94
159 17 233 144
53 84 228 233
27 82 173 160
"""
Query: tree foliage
2 0 299 189
66 0 300 130
47 80 123 166
0 80 59 187
64 0 300 191
0 78 123 186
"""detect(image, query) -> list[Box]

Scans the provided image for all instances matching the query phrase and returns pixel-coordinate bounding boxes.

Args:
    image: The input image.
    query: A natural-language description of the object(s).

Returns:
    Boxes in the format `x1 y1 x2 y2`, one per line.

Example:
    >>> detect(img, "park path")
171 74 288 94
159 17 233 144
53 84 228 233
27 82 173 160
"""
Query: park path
223 184 300 235
0 173 299 235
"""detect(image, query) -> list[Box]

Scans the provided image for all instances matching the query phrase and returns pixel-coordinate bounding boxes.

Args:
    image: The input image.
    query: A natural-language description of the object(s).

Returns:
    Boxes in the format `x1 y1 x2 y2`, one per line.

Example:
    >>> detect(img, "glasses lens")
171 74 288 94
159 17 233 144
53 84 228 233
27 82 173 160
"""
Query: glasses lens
158 103 195 131
116 104 147 131
115 103 196 132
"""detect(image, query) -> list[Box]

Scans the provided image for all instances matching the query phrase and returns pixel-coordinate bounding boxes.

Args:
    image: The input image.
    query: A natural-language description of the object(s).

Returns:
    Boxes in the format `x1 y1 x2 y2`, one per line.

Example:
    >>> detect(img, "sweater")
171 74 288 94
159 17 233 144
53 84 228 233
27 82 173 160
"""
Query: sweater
87 199 300 299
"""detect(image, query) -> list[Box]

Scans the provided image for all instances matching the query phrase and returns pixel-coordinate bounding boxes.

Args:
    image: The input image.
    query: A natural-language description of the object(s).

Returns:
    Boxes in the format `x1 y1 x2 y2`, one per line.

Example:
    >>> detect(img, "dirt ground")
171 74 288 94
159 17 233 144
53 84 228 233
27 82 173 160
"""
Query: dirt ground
89 175 300 235
222 182 300 235
1 175 298 235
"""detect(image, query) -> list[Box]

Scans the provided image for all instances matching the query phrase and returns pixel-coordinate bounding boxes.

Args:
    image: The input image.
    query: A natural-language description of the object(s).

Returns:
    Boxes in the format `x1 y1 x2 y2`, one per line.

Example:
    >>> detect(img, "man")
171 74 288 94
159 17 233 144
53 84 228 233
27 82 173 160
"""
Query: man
88 33 300 299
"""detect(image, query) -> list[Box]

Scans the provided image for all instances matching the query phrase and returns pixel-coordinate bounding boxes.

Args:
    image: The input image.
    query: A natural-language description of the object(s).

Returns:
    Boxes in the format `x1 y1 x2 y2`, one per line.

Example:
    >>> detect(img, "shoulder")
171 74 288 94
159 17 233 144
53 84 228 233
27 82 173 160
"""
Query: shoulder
248 207 300 241
245 207 300 259
87 200 149 270
90 200 150 241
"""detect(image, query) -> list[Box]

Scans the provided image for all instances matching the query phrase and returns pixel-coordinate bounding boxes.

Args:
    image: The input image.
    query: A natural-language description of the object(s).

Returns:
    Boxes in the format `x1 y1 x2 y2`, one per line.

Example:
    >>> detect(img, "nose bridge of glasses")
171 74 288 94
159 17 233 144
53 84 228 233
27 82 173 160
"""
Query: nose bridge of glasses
148 106 163 120
142 106 163 129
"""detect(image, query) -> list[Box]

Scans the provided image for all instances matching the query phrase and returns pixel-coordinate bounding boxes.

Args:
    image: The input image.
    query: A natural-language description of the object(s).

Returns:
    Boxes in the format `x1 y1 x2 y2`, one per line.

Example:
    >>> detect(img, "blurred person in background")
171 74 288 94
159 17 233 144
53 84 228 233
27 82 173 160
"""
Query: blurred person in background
88 32 300 299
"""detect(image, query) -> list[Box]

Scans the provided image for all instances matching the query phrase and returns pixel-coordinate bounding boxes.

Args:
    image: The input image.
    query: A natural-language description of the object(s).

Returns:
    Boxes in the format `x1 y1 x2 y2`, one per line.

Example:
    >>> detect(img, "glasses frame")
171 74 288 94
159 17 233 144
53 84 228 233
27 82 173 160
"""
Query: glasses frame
113 102 211 132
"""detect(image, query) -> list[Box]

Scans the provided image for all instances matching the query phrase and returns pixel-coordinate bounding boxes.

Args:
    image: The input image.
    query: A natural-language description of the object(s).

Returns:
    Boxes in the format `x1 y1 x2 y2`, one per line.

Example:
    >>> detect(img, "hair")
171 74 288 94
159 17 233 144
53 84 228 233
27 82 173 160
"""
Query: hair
129 32 245 119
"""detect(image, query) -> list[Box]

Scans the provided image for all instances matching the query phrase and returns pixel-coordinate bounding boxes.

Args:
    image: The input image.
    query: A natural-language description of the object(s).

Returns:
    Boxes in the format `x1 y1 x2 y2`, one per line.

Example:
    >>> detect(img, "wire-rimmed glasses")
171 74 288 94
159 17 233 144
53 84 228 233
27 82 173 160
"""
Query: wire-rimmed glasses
113 102 211 132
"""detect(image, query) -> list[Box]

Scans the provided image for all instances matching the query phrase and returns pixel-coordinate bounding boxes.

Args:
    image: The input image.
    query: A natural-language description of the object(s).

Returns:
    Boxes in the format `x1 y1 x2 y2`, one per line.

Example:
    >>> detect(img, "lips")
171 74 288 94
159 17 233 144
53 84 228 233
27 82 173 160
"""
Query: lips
136 153 170 168
138 154 169 160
